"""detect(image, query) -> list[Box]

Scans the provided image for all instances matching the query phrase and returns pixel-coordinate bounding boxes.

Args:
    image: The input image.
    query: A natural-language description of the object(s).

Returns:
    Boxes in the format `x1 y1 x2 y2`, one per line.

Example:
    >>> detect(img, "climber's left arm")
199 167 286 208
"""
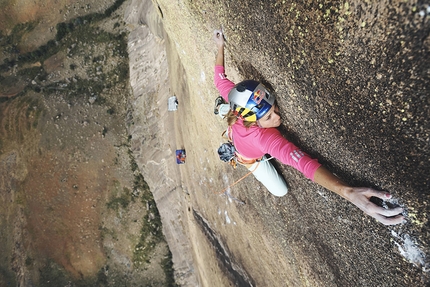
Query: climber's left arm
313 166 405 225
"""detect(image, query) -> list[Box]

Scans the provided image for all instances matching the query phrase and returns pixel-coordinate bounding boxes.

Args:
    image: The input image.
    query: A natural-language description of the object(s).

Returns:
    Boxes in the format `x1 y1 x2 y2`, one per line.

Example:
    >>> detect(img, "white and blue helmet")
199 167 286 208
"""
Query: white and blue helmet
228 80 275 121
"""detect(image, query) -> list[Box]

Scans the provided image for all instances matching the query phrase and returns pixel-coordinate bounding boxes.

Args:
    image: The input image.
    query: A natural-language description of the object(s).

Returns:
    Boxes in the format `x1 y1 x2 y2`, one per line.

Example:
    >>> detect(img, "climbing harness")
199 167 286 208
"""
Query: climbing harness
213 156 273 196
216 127 273 195
217 127 262 168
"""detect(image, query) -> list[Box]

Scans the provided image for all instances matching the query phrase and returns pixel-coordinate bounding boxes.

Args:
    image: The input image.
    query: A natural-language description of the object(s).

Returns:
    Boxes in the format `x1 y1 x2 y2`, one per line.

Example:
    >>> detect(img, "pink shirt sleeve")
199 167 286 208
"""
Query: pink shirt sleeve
258 128 321 181
214 65 235 102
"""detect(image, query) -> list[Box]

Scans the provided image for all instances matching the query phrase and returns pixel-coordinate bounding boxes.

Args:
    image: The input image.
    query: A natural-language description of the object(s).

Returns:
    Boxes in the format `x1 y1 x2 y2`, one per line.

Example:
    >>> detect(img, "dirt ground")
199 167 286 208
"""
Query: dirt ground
0 0 173 286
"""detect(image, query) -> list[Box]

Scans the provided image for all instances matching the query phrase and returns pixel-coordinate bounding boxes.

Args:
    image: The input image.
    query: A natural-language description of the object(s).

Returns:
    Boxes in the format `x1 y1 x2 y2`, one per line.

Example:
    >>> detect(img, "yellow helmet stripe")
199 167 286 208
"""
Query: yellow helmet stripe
235 106 256 122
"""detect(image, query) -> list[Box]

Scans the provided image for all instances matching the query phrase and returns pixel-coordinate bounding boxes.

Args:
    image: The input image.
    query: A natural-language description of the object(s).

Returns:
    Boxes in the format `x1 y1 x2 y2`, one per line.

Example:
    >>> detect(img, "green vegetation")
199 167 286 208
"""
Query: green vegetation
3 22 37 52
161 250 179 287
0 6 129 101
107 107 115 115
17 66 42 79
107 186 132 211
54 0 127 41
18 39 59 63
132 172 164 266
0 0 129 77
113 61 129 82
105 154 177 284
38 260 113 287
0 0 177 284
25 256 34 266
0 266 16 287
41 27 128 101
129 156 164 267
96 266 108 285
38 260 72 287
49 77 106 101
99 226 118 241
133 192 164 267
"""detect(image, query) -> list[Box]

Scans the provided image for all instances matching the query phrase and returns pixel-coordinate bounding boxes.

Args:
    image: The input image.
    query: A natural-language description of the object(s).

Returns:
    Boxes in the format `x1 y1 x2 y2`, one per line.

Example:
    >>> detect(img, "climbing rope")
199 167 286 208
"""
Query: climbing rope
213 156 273 195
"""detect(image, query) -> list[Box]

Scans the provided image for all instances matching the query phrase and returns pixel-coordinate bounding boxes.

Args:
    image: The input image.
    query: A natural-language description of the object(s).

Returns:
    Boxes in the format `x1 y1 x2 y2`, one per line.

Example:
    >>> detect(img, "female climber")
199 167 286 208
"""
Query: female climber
213 29 404 225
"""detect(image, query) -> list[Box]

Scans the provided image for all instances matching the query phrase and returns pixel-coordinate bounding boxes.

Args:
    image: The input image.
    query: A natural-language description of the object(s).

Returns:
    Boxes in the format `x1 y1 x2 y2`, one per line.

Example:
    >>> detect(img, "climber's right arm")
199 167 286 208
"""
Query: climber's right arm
214 29 225 67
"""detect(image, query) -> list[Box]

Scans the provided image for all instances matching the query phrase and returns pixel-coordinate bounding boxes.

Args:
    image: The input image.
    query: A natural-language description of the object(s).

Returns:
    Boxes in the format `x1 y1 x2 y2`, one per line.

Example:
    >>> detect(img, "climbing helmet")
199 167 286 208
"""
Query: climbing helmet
227 80 275 121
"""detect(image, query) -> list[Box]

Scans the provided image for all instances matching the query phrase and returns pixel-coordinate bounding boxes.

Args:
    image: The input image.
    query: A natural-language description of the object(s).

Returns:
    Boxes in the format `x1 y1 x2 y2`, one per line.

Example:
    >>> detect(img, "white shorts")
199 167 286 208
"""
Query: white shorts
247 156 288 197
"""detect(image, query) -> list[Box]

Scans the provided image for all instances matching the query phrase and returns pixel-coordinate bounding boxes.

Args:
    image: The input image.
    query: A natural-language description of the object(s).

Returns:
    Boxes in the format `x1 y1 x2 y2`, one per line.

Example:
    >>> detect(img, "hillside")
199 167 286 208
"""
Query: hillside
0 0 175 286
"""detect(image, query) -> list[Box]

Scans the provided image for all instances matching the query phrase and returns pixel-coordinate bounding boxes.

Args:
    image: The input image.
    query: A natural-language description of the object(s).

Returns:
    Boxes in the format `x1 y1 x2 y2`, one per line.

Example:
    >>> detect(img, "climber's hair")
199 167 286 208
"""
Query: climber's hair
225 110 256 128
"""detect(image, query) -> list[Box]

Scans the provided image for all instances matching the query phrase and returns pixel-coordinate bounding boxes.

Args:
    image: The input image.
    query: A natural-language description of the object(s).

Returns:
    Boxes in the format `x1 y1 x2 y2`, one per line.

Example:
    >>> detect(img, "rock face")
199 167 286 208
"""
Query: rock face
129 0 429 286
125 1 200 285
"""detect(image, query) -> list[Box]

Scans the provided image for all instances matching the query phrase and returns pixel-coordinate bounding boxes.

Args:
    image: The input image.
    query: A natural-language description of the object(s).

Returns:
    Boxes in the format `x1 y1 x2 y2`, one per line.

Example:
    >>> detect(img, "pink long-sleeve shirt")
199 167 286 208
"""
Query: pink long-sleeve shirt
214 65 321 181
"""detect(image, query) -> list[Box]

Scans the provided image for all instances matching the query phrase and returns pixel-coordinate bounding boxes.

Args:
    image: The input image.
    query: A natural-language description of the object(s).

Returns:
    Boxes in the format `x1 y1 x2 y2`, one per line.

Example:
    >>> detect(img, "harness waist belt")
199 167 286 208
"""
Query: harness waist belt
235 152 262 165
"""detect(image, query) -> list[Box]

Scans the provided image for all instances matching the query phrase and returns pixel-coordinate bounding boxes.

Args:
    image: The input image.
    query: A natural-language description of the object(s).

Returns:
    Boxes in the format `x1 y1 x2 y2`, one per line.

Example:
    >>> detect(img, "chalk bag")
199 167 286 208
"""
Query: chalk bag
217 142 236 162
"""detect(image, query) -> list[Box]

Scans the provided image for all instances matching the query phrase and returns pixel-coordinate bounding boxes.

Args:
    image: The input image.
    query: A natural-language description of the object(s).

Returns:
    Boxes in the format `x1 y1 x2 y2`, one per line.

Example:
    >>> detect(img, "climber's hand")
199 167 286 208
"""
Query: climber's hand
213 28 225 49
346 187 405 225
